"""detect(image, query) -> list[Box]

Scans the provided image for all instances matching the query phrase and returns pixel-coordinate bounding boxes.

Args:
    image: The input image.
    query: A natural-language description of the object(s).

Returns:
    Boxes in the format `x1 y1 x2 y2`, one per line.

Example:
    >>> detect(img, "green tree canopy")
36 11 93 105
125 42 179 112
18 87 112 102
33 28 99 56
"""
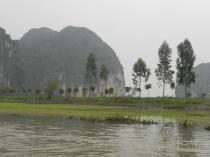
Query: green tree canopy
99 64 109 82
99 64 109 96
145 84 152 97
85 53 97 96
44 80 59 100
170 82 175 90
132 58 150 97
155 41 174 97
176 39 196 98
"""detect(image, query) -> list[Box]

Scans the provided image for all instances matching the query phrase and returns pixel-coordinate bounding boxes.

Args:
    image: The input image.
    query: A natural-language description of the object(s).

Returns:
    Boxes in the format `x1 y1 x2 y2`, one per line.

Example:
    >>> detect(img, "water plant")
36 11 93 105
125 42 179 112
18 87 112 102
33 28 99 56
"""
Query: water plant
205 125 210 131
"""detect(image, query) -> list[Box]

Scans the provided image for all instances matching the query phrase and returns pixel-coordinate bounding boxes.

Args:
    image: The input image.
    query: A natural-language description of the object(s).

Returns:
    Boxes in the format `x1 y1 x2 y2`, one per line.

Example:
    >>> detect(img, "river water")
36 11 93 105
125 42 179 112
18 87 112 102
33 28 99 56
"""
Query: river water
0 116 210 157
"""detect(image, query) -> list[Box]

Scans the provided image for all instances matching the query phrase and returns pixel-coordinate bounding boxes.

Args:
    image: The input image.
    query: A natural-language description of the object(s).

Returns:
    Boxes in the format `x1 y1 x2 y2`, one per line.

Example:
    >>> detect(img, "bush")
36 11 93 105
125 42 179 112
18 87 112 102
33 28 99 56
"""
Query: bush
59 89 64 95
44 80 59 100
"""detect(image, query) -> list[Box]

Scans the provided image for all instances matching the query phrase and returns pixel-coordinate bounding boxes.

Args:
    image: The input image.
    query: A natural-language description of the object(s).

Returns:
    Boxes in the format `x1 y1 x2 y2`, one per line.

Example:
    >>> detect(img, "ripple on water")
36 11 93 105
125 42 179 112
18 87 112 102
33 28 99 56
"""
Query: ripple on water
0 117 210 157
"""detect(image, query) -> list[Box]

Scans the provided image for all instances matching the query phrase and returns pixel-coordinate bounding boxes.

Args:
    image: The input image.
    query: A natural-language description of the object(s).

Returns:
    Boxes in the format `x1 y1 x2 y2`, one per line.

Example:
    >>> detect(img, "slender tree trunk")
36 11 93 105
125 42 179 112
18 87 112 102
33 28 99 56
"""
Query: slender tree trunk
105 81 107 97
148 89 149 97
89 85 91 97
101 81 104 97
33 91 36 103
139 77 142 98
163 82 165 98
184 78 187 98
101 86 103 97
139 84 141 97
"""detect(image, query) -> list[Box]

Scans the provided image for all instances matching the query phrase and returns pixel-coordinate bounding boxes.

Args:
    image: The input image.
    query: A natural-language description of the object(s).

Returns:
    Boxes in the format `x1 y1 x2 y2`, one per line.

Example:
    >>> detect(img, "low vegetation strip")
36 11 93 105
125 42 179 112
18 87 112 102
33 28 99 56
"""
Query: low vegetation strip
0 96 210 107
0 102 210 126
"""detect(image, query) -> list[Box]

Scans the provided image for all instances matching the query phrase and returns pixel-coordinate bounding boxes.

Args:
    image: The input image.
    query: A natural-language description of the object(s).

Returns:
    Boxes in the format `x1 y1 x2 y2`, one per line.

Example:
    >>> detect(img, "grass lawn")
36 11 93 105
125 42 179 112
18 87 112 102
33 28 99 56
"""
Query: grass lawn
0 102 209 126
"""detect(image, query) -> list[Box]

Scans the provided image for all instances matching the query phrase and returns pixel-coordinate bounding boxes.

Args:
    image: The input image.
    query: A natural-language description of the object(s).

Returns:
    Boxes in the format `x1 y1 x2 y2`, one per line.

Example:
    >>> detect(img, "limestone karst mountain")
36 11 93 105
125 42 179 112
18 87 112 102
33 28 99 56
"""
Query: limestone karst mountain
0 26 125 96
175 62 210 98
0 27 22 88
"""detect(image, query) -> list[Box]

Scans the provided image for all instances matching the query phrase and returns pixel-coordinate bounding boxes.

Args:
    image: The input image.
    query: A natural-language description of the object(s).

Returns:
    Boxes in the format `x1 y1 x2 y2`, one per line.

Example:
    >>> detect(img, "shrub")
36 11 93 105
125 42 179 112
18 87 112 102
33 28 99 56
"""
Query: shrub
44 80 59 100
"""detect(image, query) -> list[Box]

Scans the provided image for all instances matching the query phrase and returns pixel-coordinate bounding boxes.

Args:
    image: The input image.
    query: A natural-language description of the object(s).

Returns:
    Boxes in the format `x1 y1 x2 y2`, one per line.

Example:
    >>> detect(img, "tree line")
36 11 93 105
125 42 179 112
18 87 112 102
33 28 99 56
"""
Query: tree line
0 53 114 99
130 39 196 98
44 53 113 99
0 39 196 99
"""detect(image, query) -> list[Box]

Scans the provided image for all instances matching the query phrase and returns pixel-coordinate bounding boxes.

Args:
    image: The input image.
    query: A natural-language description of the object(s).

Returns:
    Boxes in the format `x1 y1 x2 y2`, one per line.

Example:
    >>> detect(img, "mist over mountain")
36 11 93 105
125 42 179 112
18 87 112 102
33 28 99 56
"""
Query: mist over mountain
0 27 22 87
17 26 125 94
175 62 210 98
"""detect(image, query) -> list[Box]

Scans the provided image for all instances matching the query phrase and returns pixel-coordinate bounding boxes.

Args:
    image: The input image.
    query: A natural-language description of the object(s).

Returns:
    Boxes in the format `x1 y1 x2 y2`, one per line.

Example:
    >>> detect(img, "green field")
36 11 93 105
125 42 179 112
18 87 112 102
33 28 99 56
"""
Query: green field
0 97 210 127
0 96 210 107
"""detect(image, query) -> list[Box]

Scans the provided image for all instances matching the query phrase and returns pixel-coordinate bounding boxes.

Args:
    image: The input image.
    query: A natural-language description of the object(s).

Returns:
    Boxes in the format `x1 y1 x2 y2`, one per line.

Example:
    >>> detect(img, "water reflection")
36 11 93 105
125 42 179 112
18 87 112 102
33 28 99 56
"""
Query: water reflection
0 116 210 157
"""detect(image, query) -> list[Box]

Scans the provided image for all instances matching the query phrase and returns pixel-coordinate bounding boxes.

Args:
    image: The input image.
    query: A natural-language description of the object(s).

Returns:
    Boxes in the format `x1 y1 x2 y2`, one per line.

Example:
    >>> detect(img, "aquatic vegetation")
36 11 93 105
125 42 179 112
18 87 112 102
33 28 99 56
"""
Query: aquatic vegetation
0 102 209 127
206 125 210 131
0 96 209 129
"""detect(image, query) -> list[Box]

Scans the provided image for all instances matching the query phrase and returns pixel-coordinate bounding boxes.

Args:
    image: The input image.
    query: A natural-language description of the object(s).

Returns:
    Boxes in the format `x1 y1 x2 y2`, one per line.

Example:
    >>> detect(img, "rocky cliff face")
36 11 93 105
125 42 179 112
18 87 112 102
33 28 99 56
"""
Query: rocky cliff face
0 27 22 88
175 63 210 98
16 26 125 96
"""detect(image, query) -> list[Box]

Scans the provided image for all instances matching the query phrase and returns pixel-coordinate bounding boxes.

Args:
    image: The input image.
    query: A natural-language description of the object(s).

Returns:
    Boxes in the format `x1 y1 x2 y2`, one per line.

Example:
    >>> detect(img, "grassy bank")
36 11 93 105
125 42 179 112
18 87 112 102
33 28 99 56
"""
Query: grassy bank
0 96 210 109
0 101 210 126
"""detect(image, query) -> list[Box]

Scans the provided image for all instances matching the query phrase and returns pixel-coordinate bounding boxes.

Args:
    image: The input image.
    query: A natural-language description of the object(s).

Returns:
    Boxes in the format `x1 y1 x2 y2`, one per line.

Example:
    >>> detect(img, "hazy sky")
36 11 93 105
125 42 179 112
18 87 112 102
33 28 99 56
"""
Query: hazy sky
1 0 210 96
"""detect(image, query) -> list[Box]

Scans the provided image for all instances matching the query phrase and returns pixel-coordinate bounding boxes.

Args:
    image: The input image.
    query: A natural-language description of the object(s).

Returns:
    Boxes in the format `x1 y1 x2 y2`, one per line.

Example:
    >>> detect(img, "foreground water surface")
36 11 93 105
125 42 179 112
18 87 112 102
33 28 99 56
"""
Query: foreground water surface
0 116 210 157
